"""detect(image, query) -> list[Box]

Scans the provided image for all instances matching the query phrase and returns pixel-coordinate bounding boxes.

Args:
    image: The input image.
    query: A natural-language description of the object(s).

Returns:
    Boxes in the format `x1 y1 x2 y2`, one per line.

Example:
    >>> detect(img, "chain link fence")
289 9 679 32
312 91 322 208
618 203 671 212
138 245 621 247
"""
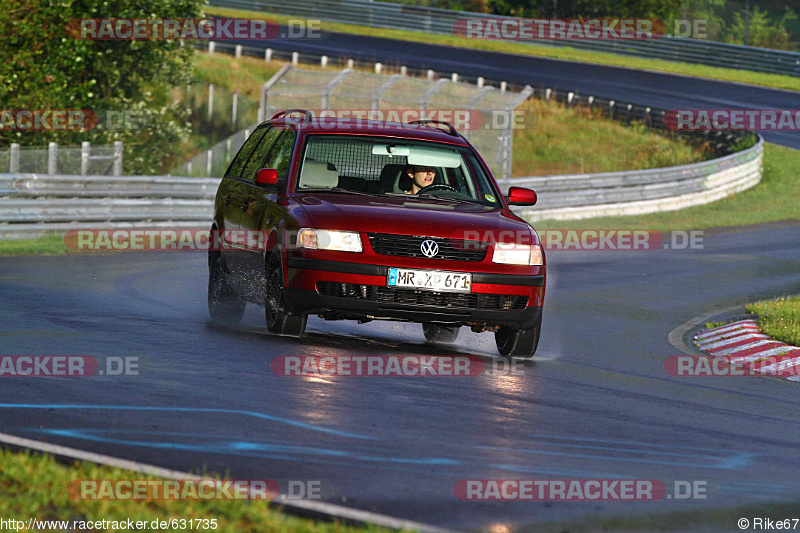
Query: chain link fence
261 65 531 179
0 142 123 176
172 126 257 177
172 64 531 179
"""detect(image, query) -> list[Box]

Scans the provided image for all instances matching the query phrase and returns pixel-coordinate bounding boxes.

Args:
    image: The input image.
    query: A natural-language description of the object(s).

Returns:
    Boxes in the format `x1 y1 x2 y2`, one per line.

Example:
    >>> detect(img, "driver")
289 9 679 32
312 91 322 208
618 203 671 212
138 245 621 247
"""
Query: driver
405 165 436 194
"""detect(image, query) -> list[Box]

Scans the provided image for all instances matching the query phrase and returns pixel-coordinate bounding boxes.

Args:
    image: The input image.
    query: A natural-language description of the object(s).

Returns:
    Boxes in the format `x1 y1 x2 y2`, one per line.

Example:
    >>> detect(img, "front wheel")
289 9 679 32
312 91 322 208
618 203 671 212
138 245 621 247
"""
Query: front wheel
495 316 541 358
422 323 460 344
264 251 306 337
208 252 245 324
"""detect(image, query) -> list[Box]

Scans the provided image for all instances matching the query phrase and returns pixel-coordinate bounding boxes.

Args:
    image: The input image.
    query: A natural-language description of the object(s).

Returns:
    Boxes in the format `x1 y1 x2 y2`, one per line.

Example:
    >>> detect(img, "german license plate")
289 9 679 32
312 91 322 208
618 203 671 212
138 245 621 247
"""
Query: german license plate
387 267 471 293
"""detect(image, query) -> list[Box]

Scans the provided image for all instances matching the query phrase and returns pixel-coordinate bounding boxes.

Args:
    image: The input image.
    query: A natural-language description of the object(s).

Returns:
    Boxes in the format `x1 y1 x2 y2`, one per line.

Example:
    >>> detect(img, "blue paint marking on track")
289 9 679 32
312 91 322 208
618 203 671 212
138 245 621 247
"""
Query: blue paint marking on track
2 405 757 473
0 404 371 440
477 445 754 470
37 428 462 466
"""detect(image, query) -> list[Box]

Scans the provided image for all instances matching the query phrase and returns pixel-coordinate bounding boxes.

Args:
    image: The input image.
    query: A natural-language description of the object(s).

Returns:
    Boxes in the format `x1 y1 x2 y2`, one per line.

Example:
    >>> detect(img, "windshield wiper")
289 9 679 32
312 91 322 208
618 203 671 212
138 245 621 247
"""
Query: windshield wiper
392 193 485 206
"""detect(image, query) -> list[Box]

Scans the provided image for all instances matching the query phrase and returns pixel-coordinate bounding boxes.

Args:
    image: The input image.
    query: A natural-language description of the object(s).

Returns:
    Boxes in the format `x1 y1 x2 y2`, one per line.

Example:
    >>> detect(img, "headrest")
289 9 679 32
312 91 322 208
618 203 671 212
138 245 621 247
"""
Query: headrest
379 164 406 193
300 160 338 189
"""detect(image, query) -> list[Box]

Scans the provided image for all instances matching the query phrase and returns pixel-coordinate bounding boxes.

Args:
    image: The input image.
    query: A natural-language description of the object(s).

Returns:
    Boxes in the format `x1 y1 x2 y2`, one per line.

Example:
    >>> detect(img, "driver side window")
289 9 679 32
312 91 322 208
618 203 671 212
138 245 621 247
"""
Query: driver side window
241 127 283 182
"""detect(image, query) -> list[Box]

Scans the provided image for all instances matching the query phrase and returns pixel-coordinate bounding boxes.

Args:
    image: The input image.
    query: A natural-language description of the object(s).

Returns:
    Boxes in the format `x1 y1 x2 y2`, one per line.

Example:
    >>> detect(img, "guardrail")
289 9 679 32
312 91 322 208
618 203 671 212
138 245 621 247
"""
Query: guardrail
498 135 764 221
1 141 124 176
0 133 762 239
1 28 768 240
209 0 800 77
0 174 219 240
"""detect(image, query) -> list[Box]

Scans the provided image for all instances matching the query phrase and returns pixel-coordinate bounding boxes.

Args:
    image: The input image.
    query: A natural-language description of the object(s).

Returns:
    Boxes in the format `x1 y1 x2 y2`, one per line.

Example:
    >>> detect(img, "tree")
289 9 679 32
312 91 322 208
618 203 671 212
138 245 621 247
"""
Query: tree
0 0 204 174
725 5 797 49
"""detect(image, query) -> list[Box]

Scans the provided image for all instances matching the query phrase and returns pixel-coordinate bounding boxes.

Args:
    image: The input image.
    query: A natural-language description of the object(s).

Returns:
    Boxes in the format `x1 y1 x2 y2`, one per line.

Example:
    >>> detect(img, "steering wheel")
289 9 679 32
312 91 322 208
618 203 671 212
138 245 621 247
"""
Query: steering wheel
417 183 457 195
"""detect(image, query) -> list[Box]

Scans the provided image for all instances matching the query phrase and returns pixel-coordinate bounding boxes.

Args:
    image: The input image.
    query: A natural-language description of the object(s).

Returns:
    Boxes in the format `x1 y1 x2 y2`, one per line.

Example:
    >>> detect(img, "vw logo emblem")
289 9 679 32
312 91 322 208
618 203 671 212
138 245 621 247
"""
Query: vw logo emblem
420 239 439 258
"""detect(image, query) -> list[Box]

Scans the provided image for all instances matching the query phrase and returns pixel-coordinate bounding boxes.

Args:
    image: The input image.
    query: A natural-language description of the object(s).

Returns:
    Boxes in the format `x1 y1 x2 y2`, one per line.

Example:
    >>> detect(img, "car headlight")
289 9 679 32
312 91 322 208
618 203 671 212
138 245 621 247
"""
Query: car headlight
492 243 543 265
297 228 363 252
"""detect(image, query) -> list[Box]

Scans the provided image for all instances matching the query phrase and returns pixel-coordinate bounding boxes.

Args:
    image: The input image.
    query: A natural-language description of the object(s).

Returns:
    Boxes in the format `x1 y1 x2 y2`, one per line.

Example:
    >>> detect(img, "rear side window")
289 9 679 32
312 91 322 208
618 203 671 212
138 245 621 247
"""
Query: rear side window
263 130 296 180
225 127 268 179
241 127 283 182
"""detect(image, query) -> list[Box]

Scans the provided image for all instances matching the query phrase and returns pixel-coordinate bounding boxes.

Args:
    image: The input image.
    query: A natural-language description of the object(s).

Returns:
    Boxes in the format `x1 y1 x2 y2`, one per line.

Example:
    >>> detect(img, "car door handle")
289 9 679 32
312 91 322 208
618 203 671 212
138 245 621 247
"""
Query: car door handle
224 195 231 207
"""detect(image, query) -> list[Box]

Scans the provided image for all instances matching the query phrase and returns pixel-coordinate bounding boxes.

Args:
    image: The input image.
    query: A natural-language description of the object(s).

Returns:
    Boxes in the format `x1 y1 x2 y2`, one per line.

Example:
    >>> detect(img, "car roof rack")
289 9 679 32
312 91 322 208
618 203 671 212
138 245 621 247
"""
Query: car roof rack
271 109 314 123
406 119 460 137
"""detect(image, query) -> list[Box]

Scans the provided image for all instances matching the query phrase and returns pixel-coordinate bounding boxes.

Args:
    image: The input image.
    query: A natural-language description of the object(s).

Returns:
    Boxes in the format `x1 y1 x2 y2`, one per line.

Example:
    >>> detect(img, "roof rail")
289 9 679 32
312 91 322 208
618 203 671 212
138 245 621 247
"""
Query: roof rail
271 109 314 123
407 119 459 137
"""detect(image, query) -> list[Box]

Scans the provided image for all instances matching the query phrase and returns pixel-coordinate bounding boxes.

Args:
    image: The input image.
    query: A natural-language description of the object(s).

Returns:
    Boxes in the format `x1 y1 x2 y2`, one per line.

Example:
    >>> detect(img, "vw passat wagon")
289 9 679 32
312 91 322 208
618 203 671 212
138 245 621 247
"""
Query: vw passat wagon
208 110 545 357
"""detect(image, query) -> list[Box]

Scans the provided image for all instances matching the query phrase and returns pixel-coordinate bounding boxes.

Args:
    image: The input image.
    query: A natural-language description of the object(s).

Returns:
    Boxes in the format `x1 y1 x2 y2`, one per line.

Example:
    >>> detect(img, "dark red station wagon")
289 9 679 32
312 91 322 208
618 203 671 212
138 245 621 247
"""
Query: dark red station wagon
208 110 545 357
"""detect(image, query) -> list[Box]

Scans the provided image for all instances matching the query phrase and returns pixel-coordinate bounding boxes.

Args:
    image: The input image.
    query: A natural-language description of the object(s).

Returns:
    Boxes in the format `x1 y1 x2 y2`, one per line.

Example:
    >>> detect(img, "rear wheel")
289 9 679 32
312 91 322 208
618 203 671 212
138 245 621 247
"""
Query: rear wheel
422 323 460 344
264 251 306 337
208 252 245 324
495 316 542 358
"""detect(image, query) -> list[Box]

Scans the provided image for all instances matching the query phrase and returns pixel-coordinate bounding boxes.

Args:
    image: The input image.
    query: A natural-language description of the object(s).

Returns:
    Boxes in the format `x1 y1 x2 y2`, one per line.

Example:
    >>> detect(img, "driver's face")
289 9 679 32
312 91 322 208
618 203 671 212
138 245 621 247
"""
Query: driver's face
409 166 436 189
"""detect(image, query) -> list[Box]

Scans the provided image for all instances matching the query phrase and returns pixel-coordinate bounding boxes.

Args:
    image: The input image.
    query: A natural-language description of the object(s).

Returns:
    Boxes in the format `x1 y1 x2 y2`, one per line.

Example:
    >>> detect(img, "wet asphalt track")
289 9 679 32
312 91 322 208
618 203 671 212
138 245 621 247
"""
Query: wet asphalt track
232 27 800 149
1 222 800 530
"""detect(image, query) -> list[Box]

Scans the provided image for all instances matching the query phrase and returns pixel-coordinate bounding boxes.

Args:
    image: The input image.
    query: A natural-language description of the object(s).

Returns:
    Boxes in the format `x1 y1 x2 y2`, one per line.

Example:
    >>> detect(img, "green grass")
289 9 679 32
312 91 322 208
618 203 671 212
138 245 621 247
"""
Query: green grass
0 234 68 256
189 51 708 177
512 98 706 176
0 447 388 533
192 53 285 101
534 143 800 230
205 5 800 93
747 295 800 346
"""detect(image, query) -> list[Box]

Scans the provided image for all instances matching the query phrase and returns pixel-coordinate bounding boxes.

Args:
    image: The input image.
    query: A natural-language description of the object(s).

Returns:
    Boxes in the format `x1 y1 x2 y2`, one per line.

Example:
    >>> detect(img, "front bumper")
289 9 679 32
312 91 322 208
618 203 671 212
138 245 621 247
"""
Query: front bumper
285 257 544 328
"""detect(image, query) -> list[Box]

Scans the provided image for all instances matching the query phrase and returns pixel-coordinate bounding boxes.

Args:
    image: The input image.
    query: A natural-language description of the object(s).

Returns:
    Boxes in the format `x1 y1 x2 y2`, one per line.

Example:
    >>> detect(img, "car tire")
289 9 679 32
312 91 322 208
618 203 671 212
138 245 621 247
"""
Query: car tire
208 252 246 324
495 315 542 358
264 251 307 337
422 323 460 344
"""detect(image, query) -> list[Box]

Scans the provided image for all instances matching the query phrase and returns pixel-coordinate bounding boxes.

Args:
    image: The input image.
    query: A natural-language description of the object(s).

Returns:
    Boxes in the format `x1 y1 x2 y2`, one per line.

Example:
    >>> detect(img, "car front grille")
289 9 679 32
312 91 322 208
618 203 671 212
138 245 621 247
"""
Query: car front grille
317 281 527 310
367 233 487 262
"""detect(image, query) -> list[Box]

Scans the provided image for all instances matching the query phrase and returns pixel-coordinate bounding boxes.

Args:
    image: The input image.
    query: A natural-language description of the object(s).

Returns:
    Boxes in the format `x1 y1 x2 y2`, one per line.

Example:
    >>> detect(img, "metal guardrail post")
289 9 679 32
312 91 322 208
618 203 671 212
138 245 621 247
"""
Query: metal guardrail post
372 75 401 110
113 141 123 176
322 68 354 110
208 83 214 121
421 78 448 110
259 62 292 122
232 91 238 129
48 142 57 175
9 143 19 173
81 141 90 175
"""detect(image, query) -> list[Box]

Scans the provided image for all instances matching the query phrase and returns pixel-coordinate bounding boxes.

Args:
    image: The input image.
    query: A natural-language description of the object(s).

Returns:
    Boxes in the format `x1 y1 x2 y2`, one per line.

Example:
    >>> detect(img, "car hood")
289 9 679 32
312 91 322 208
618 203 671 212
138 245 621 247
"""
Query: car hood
294 193 537 243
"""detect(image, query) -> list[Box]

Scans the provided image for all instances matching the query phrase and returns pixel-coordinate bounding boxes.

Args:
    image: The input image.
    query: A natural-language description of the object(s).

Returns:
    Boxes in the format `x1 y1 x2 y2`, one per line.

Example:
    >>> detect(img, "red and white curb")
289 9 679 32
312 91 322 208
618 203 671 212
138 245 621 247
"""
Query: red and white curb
694 319 800 382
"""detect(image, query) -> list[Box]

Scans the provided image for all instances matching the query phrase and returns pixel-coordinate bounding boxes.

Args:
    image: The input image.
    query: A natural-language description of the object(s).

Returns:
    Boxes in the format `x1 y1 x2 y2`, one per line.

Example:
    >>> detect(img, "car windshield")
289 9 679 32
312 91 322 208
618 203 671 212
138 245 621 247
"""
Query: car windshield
295 135 503 207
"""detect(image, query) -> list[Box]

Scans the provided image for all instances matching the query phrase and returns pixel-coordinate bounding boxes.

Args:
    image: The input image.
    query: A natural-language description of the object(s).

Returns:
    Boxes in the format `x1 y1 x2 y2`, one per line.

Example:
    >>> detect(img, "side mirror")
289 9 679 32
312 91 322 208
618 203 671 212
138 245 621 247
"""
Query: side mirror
507 186 537 206
256 168 282 190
